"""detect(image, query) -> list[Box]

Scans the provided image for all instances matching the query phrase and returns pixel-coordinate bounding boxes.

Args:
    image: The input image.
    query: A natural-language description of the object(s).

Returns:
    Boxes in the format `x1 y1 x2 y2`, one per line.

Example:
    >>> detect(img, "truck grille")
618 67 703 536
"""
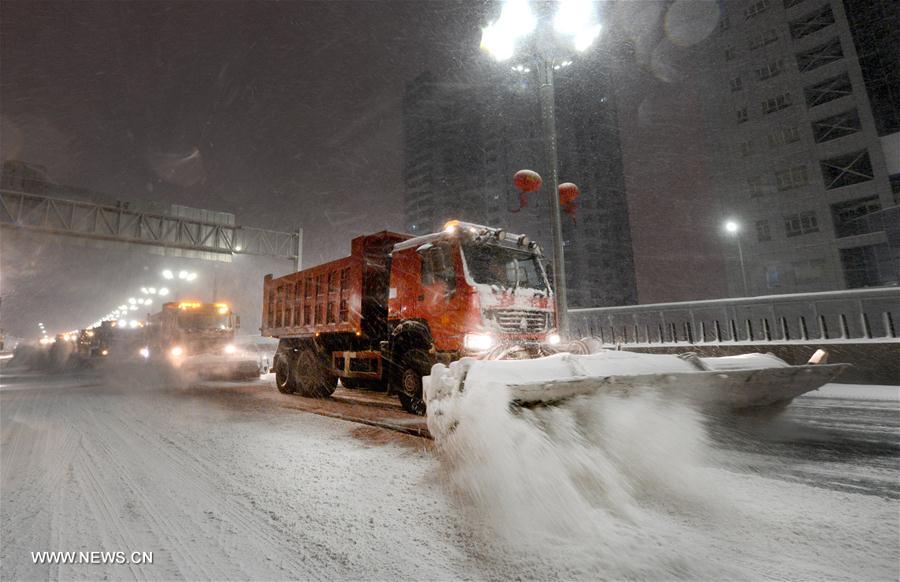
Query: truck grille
492 309 550 334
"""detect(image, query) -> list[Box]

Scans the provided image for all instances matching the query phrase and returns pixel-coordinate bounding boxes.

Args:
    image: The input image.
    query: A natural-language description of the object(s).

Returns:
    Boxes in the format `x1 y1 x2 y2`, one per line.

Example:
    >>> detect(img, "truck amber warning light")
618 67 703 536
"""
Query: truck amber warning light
177 301 203 310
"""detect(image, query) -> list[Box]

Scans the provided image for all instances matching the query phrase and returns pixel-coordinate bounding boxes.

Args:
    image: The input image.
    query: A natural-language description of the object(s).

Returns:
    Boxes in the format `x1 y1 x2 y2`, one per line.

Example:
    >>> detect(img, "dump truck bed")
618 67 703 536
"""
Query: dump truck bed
262 231 410 339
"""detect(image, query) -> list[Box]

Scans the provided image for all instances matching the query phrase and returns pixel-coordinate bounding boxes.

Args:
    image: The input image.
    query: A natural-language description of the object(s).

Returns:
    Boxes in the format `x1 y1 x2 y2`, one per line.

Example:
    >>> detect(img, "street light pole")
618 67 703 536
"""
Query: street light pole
536 58 569 338
735 235 748 296
480 0 602 339
724 220 748 296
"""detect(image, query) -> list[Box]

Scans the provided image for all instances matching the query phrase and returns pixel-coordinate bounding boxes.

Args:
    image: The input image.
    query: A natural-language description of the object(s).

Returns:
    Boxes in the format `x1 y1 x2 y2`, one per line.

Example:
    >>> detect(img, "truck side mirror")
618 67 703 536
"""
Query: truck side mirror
235 316 241 329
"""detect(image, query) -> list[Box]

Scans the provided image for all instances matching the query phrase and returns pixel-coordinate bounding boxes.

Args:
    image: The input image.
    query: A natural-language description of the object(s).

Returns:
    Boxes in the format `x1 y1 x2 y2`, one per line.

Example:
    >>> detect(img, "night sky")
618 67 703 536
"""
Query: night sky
1 1 505 336
1 1 718 337
2 1 489 260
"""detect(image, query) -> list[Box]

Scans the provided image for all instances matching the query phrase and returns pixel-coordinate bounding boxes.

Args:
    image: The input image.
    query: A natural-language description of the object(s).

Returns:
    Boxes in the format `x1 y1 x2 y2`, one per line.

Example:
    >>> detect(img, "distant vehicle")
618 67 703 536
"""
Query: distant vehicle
262 221 556 414
76 321 144 362
145 301 259 379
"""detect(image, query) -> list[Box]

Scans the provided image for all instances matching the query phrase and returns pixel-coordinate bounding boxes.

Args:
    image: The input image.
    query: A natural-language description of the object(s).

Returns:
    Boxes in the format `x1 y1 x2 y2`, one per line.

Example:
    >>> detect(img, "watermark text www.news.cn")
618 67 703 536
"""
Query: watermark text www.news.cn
31 551 153 565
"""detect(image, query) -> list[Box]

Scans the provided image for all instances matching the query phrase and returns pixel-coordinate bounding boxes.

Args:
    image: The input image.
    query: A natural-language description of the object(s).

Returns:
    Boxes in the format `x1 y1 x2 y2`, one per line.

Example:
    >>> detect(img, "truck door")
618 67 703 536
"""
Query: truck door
418 242 462 348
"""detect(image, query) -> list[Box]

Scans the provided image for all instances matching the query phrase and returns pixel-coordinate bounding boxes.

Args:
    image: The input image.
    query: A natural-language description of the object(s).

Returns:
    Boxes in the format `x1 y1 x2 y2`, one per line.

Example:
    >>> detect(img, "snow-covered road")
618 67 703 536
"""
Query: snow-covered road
1 366 898 581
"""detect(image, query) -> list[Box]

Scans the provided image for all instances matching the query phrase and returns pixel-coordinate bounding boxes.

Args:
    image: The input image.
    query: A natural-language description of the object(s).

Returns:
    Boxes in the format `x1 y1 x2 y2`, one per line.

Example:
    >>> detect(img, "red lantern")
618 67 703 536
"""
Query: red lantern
558 182 580 225
513 169 542 193
510 170 542 213
558 182 580 206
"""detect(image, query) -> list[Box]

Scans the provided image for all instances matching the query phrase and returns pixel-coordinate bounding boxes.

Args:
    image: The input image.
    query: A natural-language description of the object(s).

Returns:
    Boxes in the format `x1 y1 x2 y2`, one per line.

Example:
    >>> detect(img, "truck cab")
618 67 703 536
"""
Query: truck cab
389 220 555 355
147 301 238 362
384 221 555 413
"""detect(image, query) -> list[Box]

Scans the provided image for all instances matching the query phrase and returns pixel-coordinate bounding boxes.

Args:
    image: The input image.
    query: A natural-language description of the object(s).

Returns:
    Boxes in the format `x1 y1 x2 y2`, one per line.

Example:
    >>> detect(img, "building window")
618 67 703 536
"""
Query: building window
762 92 792 114
730 76 743 92
755 59 786 81
804 72 852 108
747 176 766 197
775 165 809 190
784 211 819 237
831 196 882 238
744 0 771 20
795 37 843 73
725 46 736 61
756 220 772 241
768 125 801 148
820 150 874 189
789 5 835 40
748 29 779 50
811 109 862 143
736 106 749 124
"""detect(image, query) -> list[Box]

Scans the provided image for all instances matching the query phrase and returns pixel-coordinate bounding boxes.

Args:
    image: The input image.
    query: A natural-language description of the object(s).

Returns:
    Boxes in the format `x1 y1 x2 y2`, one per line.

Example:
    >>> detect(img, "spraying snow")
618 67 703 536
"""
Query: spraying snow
425 358 899 580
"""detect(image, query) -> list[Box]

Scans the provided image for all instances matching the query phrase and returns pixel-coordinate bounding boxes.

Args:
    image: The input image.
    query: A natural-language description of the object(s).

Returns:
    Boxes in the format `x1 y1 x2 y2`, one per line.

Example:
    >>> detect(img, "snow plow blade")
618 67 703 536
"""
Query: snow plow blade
424 347 849 416
508 363 848 412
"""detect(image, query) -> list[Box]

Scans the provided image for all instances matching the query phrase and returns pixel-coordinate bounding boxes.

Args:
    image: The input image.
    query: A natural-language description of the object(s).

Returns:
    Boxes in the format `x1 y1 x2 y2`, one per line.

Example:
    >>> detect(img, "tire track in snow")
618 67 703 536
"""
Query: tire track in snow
80 391 337 580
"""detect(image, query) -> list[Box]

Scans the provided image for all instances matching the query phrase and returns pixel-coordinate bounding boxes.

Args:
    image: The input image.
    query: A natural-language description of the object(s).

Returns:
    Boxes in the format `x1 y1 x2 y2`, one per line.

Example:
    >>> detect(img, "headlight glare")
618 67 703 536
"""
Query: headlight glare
464 332 495 352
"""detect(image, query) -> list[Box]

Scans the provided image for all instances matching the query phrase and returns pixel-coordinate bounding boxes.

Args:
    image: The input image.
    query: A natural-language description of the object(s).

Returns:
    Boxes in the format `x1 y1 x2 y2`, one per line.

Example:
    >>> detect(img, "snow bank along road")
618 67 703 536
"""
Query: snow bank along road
1 365 897 581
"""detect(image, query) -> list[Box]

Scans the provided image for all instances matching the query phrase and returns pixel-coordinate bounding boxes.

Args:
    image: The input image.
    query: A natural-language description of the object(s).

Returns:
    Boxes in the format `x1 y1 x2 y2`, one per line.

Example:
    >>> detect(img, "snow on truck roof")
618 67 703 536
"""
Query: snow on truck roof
392 221 536 253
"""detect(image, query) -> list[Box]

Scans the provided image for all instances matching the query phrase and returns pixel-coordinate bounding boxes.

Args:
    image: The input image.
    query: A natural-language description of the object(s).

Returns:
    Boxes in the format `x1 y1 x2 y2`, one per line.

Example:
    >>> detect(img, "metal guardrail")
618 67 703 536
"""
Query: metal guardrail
570 288 900 344
0 189 299 259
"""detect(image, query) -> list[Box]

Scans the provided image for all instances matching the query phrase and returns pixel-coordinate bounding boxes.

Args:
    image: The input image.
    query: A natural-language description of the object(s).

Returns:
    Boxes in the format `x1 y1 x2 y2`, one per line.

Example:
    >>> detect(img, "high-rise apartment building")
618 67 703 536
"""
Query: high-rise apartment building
402 70 636 308
701 0 898 295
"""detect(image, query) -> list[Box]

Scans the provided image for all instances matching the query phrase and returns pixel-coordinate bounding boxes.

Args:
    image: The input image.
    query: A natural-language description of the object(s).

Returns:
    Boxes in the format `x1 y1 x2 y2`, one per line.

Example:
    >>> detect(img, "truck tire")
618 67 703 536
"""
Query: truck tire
274 356 297 394
396 348 430 416
296 344 337 398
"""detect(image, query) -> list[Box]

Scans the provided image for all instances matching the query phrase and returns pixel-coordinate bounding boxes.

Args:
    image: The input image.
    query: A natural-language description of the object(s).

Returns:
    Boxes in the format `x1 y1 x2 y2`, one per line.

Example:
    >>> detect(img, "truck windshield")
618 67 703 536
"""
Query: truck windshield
462 243 547 292
177 312 232 332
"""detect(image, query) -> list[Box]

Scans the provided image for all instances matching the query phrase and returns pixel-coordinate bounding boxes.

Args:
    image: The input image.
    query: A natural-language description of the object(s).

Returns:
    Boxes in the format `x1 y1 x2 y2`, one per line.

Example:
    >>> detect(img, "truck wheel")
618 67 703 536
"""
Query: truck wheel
296 345 337 398
396 348 429 416
274 359 297 394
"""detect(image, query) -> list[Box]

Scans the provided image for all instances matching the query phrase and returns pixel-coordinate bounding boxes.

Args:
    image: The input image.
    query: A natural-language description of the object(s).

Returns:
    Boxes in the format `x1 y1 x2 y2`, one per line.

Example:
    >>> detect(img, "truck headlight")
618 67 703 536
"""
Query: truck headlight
139 347 150 358
223 344 236 354
464 333 495 352
170 346 184 357
547 333 561 345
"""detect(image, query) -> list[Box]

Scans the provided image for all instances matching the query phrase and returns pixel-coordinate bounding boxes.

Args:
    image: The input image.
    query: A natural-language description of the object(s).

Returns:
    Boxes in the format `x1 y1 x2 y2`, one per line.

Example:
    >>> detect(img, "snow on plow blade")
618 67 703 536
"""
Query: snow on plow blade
426 348 848 415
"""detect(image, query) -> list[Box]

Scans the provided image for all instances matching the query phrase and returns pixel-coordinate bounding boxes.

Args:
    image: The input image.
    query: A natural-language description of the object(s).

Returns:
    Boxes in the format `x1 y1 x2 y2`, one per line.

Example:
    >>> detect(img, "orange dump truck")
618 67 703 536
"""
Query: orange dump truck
262 221 557 414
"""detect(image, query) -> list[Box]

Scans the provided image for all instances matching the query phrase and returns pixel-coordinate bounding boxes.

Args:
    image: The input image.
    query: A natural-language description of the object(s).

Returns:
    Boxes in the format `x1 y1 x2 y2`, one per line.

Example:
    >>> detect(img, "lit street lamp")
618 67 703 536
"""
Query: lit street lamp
480 0 602 339
724 219 748 296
